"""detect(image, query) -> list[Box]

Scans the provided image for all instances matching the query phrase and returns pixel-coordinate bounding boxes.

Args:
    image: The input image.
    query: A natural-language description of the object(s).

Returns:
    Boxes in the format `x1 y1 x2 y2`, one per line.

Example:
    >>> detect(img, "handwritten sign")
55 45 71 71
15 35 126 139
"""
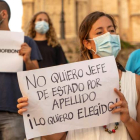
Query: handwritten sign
0 31 24 72
17 56 120 140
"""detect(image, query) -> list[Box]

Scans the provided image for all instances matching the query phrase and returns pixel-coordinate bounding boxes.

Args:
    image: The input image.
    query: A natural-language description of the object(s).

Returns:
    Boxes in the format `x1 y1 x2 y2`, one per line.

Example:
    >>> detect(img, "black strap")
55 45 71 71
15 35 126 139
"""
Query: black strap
116 62 126 72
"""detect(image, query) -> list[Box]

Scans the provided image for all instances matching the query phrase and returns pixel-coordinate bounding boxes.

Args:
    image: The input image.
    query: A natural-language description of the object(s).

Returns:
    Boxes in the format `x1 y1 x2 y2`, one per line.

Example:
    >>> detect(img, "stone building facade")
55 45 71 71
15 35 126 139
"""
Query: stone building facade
22 0 140 43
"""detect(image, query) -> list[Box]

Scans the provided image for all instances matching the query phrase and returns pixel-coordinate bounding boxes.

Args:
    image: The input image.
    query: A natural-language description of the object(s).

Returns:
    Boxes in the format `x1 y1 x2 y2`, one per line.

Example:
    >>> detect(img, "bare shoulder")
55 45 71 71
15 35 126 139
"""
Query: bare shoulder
136 74 140 100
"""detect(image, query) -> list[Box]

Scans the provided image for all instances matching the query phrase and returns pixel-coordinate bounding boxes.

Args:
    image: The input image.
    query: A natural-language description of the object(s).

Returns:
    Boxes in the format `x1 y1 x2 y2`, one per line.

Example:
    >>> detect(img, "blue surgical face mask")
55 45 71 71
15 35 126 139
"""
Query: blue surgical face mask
89 32 121 58
35 21 49 34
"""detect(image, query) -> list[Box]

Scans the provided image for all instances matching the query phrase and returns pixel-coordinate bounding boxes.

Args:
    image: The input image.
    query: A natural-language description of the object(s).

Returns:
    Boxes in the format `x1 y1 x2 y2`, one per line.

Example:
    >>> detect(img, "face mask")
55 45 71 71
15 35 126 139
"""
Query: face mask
0 11 4 25
89 32 121 58
35 21 49 34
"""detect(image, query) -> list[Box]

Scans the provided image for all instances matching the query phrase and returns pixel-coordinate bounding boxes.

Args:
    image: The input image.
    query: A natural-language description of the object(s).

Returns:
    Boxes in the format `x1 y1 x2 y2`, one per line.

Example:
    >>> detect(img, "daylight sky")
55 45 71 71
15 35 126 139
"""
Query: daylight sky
5 0 23 32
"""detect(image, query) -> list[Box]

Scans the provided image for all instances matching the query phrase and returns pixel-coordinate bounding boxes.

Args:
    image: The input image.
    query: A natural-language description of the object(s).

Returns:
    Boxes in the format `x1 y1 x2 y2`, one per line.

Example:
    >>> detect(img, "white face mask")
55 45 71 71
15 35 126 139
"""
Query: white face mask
88 32 121 58
35 21 49 34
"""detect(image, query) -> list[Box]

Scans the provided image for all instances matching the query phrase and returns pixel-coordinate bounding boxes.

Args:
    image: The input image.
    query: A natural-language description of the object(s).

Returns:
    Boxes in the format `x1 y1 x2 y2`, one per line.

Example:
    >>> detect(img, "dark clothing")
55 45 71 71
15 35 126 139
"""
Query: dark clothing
0 36 42 113
35 40 67 68
116 62 126 72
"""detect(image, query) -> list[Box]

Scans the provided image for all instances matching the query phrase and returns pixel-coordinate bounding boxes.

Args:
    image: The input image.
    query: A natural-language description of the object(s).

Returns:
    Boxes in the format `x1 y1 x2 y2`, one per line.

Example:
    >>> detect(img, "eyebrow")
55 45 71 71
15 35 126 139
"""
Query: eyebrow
107 25 114 29
95 25 114 31
95 27 103 31
38 18 48 21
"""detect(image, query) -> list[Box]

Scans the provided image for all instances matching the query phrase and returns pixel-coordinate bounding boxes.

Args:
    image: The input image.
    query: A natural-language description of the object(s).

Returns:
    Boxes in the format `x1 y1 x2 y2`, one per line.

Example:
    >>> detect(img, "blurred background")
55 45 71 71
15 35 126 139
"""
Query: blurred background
5 0 140 66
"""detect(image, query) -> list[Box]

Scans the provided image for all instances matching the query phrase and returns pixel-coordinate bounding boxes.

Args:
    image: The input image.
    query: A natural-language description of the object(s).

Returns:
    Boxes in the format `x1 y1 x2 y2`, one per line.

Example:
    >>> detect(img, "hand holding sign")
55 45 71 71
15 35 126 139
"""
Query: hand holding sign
17 56 120 139
17 97 28 115
110 88 131 124
19 43 31 63
18 88 131 124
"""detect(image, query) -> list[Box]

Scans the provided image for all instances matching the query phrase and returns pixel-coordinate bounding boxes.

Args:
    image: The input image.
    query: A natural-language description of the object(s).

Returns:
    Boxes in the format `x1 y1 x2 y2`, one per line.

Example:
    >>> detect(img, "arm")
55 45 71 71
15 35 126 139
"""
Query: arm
136 75 140 125
19 43 39 70
123 75 140 140
110 77 140 140
17 97 66 140
24 60 39 70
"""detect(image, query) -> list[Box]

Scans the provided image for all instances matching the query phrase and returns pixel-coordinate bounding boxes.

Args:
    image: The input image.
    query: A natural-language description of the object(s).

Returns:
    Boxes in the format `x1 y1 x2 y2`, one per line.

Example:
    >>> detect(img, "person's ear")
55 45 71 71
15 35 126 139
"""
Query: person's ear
1 10 8 20
83 39 92 50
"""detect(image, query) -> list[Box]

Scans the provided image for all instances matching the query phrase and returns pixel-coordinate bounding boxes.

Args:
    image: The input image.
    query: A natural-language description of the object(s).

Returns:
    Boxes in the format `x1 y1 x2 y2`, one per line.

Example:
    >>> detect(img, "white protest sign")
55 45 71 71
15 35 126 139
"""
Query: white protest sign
17 56 120 140
0 31 24 72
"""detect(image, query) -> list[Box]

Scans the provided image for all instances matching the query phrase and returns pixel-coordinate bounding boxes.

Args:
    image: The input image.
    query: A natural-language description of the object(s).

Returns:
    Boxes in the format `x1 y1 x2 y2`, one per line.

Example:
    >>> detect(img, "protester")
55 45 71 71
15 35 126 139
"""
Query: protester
0 1 42 139
17 11 140 140
126 49 140 75
26 11 67 68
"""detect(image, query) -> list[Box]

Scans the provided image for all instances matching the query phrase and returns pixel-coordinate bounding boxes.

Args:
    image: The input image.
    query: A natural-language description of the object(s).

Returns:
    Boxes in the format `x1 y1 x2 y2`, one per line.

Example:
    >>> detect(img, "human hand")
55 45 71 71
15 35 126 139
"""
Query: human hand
17 97 28 115
19 43 31 63
110 88 131 124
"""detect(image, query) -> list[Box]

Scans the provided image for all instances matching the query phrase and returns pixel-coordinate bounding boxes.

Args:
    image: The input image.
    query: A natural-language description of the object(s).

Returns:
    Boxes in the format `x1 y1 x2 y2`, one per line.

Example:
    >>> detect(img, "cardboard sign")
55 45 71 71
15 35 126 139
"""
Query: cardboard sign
17 56 120 139
0 31 24 72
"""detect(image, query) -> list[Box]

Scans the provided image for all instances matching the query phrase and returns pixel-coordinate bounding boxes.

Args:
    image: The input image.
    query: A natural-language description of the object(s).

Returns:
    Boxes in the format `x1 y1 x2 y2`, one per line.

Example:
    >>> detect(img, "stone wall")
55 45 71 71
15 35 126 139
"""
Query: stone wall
22 0 140 43
22 0 140 65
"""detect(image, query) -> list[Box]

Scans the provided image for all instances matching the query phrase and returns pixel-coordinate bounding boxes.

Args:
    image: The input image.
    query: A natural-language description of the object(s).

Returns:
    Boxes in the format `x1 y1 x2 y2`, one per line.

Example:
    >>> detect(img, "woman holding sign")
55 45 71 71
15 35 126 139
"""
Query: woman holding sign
17 11 140 140
26 11 67 68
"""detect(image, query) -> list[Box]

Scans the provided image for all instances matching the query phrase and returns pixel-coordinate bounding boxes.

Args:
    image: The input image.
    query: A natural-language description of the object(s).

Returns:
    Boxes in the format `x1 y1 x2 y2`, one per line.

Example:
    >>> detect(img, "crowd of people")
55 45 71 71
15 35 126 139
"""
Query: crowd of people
0 0 140 140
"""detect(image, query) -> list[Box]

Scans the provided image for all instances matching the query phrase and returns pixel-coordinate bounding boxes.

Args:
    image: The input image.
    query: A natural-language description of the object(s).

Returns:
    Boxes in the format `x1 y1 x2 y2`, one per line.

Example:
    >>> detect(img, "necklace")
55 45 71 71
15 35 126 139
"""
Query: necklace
103 122 119 134
103 80 121 134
